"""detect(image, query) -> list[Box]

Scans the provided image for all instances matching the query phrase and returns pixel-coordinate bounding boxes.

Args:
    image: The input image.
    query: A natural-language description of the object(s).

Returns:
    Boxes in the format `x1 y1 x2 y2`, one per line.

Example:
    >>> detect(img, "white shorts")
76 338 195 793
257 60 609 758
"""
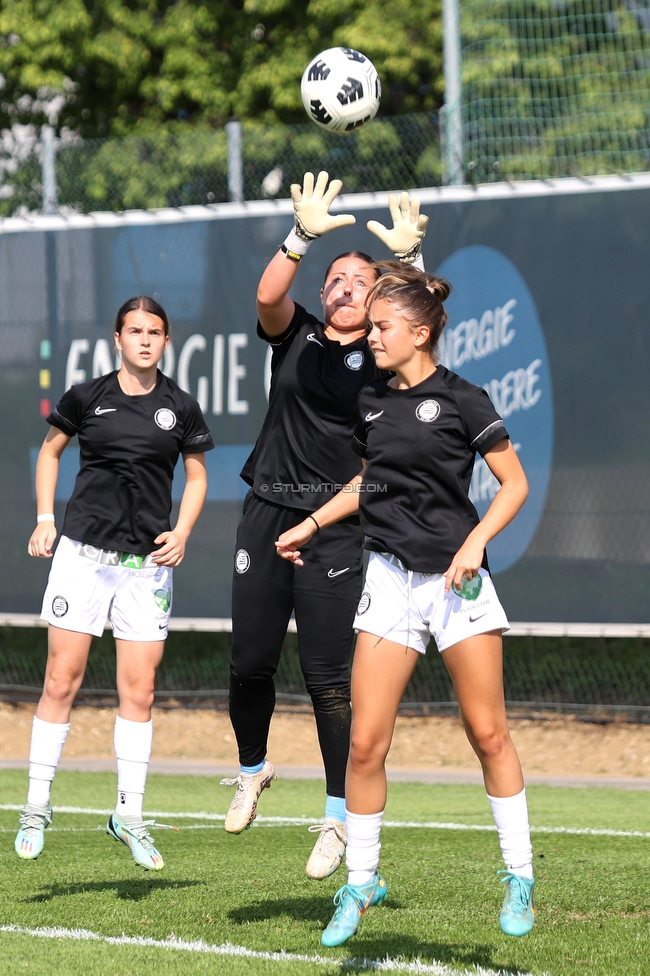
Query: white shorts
41 535 173 641
353 551 509 654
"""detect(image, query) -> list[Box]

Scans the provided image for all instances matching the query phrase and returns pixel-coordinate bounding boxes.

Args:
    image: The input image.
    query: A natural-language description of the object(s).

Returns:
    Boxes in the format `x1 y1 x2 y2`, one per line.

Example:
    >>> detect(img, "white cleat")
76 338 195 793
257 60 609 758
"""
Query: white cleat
306 819 347 879
221 760 277 833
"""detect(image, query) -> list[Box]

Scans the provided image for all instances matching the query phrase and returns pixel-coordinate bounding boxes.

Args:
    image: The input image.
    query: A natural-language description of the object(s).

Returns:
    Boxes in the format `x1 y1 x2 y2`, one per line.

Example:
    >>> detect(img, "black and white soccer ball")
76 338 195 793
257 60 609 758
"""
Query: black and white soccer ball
300 48 381 133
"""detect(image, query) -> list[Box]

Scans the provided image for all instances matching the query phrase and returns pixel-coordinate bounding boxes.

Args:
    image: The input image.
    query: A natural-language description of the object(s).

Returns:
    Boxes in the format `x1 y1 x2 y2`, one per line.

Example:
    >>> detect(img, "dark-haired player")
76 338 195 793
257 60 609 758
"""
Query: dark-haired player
277 263 534 944
224 174 429 880
15 296 214 869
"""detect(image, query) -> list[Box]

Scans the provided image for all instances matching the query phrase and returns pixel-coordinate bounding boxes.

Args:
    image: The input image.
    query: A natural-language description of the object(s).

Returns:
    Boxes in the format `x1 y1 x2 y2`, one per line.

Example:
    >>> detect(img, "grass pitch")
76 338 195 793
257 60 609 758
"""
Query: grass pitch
0 769 649 975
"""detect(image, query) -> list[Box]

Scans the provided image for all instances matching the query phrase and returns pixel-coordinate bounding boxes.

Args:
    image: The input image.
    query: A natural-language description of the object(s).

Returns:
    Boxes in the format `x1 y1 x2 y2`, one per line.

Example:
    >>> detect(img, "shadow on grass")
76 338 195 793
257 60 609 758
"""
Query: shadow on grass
26 878 203 903
230 896 523 974
346 935 522 974
229 893 336 925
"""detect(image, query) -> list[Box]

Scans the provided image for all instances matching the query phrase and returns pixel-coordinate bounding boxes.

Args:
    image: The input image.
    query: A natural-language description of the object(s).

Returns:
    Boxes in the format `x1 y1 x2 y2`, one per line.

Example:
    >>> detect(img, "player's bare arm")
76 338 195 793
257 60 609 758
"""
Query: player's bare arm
151 453 208 568
444 439 528 592
276 469 364 565
28 427 72 558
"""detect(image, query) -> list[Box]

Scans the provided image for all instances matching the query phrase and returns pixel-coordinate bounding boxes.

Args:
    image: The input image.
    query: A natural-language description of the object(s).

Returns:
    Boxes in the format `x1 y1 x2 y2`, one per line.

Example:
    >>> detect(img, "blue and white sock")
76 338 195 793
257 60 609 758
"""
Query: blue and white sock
325 794 346 823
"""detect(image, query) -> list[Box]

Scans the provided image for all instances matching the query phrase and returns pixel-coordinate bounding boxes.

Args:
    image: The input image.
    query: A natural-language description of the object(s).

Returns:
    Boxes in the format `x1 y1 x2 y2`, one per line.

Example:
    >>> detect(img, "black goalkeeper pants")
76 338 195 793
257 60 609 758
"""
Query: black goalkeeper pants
230 491 363 798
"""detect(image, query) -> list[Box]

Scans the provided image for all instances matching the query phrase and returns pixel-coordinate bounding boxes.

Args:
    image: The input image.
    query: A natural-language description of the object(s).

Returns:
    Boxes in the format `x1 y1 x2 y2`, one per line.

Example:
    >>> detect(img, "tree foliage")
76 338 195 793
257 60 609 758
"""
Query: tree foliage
0 0 444 136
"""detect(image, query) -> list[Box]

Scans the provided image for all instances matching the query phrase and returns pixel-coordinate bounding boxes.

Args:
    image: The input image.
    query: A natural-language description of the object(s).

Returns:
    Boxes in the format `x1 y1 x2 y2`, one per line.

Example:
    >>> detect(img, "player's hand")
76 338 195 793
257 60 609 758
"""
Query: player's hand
151 530 187 567
367 192 429 262
290 171 356 241
28 522 57 558
275 520 318 566
444 538 485 593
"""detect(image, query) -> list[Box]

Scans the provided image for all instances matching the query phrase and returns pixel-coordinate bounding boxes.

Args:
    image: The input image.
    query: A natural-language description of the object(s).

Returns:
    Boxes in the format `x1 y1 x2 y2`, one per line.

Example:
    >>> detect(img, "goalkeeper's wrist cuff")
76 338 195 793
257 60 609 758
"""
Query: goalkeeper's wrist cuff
282 229 312 261
394 240 423 265
411 252 425 272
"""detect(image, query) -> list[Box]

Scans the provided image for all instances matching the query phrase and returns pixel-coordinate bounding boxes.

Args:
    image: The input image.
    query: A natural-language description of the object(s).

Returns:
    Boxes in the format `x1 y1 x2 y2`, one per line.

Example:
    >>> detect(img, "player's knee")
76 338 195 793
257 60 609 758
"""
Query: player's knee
229 665 275 685
305 684 350 716
469 724 511 762
43 669 81 704
349 729 389 773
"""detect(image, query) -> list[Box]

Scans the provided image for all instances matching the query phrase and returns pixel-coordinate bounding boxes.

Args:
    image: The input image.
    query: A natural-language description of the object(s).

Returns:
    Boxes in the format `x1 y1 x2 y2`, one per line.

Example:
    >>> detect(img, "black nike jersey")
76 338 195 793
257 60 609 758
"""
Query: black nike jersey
47 370 214 554
352 366 509 573
240 303 382 511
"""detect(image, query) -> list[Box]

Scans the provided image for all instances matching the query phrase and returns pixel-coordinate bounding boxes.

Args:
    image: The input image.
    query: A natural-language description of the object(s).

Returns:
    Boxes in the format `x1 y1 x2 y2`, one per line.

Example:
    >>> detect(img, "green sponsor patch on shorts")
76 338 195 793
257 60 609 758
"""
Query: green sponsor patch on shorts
120 553 143 569
451 575 483 601
154 588 171 613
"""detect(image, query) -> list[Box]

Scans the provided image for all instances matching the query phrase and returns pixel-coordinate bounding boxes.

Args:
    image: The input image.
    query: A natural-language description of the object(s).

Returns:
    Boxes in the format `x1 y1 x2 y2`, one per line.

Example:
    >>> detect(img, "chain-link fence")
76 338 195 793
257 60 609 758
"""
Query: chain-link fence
461 0 650 183
4 1 650 218
0 113 442 217
1 628 648 721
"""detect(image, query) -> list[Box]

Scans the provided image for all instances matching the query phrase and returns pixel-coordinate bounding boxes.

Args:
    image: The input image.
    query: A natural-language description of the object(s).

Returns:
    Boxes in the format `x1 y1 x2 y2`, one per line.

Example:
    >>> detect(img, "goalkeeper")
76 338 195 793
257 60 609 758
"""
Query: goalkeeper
223 173 428 880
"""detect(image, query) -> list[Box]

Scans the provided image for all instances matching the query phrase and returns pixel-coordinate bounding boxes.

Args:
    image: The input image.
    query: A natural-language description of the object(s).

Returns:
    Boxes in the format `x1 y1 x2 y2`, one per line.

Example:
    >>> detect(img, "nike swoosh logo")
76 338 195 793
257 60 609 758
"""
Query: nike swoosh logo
469 611 489 622
328 567 350 578
95 406 117 415
306 333 324 348
365 410 384 422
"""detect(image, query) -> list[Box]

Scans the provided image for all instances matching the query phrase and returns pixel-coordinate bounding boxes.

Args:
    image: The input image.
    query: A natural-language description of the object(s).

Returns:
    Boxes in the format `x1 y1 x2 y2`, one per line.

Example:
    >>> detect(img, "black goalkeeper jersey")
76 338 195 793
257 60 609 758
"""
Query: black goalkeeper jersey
47 370 214 554
352 366 509 574
240 303 382 511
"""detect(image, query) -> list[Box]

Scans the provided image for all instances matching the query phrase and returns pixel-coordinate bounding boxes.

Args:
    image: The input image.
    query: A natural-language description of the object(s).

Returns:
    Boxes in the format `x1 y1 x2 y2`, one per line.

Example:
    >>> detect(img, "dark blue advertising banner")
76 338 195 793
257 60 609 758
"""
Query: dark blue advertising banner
1 174 649 622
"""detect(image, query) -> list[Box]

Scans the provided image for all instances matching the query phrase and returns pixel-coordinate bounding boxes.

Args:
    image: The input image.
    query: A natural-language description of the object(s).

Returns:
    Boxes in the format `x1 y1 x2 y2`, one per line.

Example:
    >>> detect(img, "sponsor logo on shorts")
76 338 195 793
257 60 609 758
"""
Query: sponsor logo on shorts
235 549 250 574
52 595 68 617
345 351 364 371
78 546 157 570
153 588 172 613
469 610 489 622
154 408 177 430
328 567 350 578
451 575 483 601
357 591 371 614
415 399 441 423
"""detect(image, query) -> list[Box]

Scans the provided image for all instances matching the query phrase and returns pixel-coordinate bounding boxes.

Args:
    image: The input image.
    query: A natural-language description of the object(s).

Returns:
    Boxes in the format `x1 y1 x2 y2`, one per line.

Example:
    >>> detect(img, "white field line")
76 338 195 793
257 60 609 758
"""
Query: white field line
0 804 648 838
0 924 544 976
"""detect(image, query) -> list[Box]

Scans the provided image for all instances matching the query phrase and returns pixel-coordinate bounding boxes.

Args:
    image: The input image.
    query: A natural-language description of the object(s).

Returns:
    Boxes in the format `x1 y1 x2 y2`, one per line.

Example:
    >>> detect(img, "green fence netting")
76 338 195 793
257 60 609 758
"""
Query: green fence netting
0 113 442 217
461 0 650 182
1 629 649 721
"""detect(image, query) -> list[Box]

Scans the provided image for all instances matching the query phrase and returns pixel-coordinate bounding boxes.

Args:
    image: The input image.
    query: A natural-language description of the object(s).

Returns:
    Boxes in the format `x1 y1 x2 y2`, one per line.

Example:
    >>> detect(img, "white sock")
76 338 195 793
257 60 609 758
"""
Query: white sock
488 787 534 879
27 716 70 806
114 716 153 818
345 809 384 886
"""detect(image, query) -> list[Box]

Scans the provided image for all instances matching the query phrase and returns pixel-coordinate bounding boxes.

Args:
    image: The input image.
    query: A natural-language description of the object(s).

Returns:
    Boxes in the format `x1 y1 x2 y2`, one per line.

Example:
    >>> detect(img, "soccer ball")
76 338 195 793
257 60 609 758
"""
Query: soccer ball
301 48 381 133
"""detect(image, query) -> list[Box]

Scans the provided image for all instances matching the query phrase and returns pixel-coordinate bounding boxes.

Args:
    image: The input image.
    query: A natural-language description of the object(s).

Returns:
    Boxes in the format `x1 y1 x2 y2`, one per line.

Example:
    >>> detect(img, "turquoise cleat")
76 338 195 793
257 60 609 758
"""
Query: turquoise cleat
498 871 535 936
321 873 388 947
106 813 166 870
15 802 53 860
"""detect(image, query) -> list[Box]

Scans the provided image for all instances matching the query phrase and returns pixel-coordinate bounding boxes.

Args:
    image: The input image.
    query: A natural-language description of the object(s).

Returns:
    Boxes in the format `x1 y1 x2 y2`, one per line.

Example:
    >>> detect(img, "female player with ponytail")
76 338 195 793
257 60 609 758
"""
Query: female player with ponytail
224 173 429 881
276 263 535 944
15 296 213 870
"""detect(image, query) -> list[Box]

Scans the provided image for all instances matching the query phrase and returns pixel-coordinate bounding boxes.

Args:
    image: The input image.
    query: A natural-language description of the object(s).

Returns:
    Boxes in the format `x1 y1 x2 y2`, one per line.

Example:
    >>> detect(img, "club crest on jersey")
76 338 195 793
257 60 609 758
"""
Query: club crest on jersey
344 351 364 371
415 399 441 423
357 591 371 614
52 595 68 617
154 408 176 430
235 549 250 574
